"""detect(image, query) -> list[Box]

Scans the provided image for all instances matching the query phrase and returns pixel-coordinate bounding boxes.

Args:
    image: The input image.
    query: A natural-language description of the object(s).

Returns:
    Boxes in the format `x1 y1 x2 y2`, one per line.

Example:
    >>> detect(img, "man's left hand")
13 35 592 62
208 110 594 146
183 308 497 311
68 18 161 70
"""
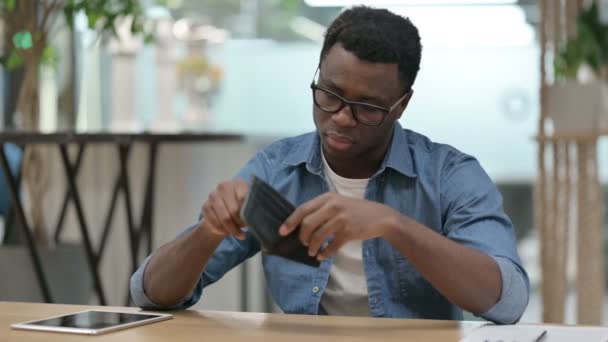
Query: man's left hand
279 193 400 260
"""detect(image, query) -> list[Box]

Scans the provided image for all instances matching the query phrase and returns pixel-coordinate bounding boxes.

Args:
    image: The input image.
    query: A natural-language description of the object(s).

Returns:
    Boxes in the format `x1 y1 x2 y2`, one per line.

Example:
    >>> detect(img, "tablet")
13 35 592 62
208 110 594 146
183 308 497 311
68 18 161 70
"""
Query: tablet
11 310 173 335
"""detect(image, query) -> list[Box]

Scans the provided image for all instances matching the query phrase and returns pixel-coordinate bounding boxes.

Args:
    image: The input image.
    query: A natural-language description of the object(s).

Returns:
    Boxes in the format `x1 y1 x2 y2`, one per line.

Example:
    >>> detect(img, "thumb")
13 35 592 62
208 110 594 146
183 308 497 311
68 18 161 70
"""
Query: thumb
234 179 249 205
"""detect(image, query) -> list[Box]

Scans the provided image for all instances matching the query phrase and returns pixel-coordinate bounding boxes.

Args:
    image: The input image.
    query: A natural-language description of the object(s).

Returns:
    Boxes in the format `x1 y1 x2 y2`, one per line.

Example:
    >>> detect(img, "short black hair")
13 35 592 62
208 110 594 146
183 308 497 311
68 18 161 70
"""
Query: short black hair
320 6 422 91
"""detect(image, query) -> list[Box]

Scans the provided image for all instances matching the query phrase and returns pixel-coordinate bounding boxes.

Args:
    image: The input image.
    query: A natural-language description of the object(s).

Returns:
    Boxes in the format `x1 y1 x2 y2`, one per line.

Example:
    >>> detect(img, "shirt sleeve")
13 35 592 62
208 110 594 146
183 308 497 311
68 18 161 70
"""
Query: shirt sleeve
440 154 530 324
480 255 530 324
130 150 272 310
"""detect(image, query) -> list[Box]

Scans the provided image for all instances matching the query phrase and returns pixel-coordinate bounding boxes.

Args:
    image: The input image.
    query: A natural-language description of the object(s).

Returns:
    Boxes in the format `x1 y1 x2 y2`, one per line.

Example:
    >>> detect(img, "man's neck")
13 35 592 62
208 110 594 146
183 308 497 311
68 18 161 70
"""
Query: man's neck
323 150 385 179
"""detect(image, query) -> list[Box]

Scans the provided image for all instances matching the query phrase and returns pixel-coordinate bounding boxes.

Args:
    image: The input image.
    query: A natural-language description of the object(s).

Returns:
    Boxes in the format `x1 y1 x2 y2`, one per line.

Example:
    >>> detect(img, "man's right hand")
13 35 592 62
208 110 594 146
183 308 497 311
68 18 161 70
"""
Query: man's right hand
200 179 249 240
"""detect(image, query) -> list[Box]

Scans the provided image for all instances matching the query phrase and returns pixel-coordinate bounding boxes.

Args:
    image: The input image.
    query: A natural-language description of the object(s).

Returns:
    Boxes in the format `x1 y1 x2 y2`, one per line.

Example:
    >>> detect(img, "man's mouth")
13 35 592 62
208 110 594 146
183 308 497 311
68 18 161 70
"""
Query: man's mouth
325 131 354 151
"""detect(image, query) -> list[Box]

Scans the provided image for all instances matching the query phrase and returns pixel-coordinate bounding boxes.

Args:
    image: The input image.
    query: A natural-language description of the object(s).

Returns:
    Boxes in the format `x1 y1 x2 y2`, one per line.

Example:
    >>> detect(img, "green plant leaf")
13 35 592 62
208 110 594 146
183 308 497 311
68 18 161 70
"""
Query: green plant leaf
62 0 154 44
144 33 155 44
130 20 143 34
554 1 608 81
280 0 298 12
41 46 58 66
5 49 24 70
88 12 100 28
5 0 15 12
64 6 75 28
12 31 33 49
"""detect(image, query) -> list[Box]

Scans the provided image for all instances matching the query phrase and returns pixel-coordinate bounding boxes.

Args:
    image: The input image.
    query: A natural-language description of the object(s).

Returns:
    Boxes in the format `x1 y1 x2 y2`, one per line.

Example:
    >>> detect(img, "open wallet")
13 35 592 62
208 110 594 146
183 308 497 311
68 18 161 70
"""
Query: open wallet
240 175 320 267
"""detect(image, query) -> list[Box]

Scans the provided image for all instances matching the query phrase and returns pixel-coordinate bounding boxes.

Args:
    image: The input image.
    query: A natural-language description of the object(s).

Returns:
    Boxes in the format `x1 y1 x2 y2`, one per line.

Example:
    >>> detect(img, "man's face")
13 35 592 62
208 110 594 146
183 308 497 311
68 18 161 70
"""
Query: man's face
313 43 409 165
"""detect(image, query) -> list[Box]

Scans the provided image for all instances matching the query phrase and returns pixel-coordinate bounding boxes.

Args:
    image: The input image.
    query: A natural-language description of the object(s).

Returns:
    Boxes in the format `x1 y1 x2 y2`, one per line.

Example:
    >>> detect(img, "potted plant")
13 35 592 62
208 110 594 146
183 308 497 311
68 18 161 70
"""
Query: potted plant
548 1 608 135
174 17 224 128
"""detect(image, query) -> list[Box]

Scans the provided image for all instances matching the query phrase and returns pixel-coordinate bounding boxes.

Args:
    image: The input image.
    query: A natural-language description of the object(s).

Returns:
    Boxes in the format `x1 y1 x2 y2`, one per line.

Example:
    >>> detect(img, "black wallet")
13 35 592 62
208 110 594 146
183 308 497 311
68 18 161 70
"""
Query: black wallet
240 175 320 267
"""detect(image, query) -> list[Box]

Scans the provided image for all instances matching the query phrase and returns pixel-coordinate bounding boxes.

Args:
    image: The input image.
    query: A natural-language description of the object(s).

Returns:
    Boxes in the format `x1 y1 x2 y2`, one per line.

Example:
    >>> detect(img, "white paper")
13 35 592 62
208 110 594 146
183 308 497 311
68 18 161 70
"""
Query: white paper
540 325 608 342
461 324 608 342
461 324 546 342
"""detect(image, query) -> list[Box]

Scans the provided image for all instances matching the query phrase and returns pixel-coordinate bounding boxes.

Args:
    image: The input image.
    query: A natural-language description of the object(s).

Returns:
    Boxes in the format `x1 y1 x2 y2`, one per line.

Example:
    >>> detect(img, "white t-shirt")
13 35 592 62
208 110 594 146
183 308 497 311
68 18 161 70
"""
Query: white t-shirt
319 153 370 316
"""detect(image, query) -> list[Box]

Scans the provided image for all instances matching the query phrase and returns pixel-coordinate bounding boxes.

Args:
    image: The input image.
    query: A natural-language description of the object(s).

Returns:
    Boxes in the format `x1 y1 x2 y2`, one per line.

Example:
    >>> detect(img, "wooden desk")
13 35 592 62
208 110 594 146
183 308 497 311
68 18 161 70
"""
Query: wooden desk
0 302 477 341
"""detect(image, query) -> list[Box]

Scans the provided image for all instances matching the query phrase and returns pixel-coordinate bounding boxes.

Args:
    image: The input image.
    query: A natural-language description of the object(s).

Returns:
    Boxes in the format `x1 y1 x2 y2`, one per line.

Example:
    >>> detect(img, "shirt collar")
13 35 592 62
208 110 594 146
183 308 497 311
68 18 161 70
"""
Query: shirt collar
382 122 417 178
283 122 417 178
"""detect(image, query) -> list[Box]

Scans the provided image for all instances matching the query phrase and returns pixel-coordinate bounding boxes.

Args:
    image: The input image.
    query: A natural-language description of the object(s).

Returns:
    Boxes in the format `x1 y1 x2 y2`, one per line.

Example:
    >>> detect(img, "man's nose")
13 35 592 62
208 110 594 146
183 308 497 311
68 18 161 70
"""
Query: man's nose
331 104 357 127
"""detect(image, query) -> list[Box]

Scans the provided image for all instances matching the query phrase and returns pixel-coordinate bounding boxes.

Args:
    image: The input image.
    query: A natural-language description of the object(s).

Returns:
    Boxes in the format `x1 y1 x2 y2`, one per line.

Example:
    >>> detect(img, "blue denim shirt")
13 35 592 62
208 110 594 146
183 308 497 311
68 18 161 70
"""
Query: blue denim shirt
130 122 529 324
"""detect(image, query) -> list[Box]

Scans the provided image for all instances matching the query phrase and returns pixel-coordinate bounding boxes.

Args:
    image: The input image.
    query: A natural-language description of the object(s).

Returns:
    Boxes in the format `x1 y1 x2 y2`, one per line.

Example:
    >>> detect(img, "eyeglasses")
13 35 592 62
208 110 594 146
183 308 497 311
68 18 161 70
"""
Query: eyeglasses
310 68 412 126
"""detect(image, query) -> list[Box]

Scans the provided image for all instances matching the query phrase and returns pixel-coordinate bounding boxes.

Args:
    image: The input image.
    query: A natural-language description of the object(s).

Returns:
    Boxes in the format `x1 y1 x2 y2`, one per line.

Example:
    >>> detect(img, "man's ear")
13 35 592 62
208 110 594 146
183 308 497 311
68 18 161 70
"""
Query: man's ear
395 89 414 120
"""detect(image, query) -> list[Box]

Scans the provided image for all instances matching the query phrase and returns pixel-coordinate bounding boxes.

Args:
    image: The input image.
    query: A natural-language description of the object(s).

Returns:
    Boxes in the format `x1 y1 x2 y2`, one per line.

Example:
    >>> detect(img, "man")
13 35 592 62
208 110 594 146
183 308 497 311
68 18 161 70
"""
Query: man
131 6 529 324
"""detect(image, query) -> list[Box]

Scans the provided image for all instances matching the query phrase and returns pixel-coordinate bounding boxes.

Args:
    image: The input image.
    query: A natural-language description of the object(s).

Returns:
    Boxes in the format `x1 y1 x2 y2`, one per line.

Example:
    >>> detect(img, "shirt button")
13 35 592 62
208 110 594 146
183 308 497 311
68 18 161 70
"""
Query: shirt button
312 286 320 294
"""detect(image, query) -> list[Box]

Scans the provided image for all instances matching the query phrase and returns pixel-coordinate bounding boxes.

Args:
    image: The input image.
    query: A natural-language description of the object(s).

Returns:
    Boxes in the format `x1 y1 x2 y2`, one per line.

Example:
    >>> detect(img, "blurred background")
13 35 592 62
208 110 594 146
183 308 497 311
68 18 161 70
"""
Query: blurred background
0 0 604 326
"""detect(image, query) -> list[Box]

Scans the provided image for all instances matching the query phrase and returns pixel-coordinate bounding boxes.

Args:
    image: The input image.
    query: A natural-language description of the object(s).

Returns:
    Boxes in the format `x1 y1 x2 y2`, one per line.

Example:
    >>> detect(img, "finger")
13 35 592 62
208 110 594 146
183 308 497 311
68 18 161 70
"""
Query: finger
234 179 249 205
220 196 246 239
209 192 244 239
212 204 245 240
218 182 246 227
317 237 348 260
201 204 225 236
307 221 341 256
299 207 335 247
280 197 325 236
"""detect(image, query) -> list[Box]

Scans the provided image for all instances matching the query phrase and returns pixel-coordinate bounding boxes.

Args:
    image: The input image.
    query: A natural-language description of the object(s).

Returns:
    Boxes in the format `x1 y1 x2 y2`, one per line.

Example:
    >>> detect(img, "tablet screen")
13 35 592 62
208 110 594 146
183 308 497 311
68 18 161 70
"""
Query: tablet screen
31 311 162 329
12 310 172 335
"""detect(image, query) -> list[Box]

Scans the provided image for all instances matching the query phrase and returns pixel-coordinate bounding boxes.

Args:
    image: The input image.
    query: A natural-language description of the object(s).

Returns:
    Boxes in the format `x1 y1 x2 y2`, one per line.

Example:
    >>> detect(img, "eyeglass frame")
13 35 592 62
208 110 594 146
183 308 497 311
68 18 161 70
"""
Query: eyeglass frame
310 68 413 126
